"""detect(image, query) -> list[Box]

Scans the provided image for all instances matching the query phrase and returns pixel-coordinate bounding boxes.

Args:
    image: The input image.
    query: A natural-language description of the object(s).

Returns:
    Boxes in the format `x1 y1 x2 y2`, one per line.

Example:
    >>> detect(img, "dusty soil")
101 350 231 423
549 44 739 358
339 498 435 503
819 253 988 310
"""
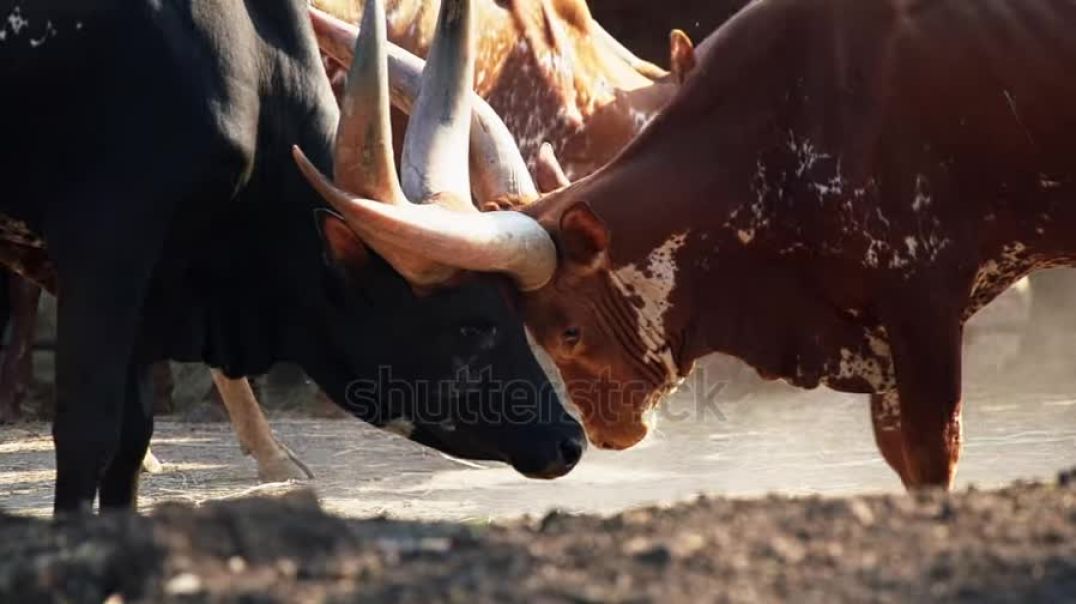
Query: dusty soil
1 475 1074 603
2 366 1073 521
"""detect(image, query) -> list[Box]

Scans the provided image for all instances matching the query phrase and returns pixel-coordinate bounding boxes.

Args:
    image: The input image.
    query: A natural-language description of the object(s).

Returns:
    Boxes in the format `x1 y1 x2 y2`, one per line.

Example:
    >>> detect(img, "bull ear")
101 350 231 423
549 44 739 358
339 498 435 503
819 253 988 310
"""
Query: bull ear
559 202 609 272
316 209 370 271
669 29 696 84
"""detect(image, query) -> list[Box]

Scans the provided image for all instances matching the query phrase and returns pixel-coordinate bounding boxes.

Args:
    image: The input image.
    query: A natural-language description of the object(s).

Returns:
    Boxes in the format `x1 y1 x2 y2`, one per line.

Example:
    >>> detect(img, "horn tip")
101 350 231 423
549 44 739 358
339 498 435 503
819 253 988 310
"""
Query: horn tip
291 145 323 185
292 145 311 165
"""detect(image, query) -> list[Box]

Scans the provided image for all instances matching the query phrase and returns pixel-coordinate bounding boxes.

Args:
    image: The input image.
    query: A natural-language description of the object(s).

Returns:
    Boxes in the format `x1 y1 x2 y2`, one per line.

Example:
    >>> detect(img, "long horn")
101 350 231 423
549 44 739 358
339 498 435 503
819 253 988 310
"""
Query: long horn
309 6 538 207
294 146 556 291
333 0 404 203
535 142 570 193
401 0 473 206
305 0 449 283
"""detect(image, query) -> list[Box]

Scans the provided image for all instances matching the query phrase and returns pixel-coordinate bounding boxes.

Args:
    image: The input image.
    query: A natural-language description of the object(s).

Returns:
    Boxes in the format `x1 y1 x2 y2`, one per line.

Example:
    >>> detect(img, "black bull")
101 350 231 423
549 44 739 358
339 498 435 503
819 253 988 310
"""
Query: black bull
0 0 583 512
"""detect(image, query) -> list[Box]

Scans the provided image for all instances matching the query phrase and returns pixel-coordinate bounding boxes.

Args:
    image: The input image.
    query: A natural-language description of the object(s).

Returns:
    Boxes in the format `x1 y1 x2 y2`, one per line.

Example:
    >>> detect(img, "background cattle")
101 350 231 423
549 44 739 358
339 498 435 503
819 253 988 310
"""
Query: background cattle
312 0 692 180
0 273 41 423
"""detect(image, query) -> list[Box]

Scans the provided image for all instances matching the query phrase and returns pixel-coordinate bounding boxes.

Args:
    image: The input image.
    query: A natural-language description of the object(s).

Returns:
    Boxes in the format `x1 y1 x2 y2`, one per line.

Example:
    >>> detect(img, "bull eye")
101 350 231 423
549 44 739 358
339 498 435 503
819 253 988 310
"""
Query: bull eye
562 326 582 349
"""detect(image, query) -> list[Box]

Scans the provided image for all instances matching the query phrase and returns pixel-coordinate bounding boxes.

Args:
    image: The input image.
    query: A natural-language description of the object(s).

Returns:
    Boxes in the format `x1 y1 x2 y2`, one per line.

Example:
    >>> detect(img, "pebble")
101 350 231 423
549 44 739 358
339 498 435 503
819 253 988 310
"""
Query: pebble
847 499 876 526
767 536 806 564
227 556 247 573
164 572 203 596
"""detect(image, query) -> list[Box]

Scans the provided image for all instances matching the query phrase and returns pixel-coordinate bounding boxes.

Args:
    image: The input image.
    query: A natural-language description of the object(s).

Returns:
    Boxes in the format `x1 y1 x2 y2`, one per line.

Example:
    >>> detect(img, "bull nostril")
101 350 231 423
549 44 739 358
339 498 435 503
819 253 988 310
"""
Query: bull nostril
559 437 584 468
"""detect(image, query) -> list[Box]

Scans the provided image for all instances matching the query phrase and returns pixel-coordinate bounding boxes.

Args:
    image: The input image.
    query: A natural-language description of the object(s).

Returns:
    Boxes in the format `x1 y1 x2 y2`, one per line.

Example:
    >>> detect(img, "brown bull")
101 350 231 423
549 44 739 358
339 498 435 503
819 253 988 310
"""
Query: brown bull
307 0 1076 489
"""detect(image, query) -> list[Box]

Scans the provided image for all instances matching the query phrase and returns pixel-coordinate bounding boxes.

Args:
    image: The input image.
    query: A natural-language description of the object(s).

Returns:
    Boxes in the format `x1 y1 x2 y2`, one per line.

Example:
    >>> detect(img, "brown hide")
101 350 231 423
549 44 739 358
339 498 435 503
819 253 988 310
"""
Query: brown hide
0 220 53 423
313 0 682 180
0 275 40 423
520 0 1076 487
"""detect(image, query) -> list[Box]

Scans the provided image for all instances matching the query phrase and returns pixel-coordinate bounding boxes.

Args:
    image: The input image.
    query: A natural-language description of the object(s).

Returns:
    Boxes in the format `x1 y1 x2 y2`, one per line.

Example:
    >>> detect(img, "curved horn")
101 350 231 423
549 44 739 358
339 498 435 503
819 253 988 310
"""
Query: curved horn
400 0 474 206
302 4 552 289
294 146 556 290
309 5 359 66
309 6 538 207
303 1 451 283
535 142 570 192
333 0 404 203
464 87 540 207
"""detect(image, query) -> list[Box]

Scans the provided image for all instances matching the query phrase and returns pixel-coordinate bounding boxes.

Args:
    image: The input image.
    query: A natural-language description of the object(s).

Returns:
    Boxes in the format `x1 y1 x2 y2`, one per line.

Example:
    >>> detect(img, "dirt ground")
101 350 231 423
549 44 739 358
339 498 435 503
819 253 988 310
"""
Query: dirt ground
2 365 1074 521
1 475 1074 603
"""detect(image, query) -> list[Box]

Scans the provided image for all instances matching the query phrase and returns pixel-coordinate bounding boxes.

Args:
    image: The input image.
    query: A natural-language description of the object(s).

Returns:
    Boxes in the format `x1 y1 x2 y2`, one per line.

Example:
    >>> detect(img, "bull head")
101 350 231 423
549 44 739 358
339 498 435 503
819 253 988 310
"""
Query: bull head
298 0 678 451
297 0 593 478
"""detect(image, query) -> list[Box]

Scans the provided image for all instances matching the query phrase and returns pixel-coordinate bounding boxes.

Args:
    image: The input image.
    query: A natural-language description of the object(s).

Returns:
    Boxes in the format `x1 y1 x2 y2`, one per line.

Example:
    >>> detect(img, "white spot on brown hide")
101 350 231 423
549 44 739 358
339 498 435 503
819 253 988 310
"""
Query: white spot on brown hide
873 390 901 431
610 232 689 382
821 328 895 392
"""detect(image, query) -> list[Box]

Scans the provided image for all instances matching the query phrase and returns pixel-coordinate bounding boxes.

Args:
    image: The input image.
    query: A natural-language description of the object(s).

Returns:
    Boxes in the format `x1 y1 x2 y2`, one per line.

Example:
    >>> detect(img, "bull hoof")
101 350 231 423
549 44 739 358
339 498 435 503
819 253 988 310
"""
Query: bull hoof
256 441 314 482
141 448 164 474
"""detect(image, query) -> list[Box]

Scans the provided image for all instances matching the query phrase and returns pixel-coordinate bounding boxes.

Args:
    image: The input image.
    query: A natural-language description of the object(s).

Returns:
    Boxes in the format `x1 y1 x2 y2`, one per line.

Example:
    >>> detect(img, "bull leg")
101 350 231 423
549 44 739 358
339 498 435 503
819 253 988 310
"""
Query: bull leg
99 362 154 509
211 370 313 481
869 391 911 486
53 281 149 512
137 362 173 474
151 361 176 414
884 306 964 489
0 277 39 423
50 208 161 513
0 271 14 424
136 362 174 474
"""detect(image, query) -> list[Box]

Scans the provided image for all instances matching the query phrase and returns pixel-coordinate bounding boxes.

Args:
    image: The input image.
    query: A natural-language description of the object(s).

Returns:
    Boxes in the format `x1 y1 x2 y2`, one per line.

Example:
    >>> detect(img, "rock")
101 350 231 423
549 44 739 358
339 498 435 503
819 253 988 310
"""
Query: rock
164 572 203 596
847 499 876 526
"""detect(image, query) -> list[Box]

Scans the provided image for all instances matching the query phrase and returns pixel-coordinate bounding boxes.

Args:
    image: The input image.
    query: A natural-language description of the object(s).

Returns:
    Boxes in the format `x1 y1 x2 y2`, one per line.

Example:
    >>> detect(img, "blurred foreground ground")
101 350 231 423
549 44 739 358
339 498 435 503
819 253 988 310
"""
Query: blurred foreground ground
1 477 1073 603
